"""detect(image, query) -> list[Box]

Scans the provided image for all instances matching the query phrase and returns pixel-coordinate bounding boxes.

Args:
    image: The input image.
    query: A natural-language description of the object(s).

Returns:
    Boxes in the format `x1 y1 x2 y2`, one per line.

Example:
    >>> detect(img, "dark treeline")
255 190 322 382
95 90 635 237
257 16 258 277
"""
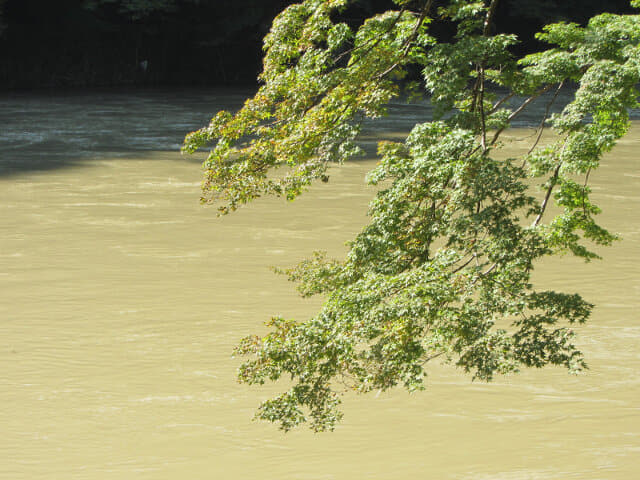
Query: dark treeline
0 0 635 91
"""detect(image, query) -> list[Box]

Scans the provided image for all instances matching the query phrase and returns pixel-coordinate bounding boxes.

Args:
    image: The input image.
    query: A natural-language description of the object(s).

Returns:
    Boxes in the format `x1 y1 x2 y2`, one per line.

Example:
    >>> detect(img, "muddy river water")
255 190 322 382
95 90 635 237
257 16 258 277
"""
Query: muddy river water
1 89 639 479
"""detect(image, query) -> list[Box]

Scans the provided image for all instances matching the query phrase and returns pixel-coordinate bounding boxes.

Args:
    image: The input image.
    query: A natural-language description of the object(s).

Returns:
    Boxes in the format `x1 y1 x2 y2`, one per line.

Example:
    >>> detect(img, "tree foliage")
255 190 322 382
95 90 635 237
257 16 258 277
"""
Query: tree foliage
184 0 640 431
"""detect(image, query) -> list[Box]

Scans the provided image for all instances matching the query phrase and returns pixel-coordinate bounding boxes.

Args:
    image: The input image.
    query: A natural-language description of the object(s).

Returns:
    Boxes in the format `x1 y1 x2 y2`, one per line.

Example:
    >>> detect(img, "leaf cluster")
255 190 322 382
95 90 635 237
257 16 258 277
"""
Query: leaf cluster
184 0 640 431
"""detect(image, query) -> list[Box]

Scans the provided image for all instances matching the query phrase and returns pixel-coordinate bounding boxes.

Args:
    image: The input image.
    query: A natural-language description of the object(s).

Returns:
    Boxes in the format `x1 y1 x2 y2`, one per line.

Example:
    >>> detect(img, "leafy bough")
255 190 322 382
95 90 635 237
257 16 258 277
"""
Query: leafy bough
183 0 640 431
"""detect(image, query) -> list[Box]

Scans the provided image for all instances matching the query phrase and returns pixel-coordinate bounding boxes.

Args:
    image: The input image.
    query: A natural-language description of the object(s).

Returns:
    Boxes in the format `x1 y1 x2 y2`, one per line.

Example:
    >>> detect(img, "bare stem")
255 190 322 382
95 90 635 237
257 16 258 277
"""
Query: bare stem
489 92 515 114
483 0 500 36
582 167 592 215
533 157 563 227
489 84 556 147
526 81 565 157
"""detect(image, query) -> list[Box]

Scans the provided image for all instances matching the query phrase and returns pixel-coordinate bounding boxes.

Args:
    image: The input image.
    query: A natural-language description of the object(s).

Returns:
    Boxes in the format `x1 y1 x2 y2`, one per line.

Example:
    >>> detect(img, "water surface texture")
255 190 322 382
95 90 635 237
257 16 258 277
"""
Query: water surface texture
1 89 639 479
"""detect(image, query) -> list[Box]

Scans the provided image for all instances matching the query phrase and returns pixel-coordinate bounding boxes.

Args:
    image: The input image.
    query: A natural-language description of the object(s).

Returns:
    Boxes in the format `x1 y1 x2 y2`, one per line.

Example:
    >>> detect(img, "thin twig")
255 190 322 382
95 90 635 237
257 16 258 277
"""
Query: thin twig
332 8 407 67
479 67 487 151
482 262 497 277
489 92 515 114
582 167 592 215
526 81 565 157
489 84 555 146
421 352 445 365
507 84 555 123
476 0 500 151
377 0 434 79
452 253 478 274
533 157 563 227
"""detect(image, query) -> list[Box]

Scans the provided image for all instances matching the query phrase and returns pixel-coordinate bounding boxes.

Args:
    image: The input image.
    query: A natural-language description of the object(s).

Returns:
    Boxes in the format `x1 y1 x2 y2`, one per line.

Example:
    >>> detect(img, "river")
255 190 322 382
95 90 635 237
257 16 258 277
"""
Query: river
1 88 639 479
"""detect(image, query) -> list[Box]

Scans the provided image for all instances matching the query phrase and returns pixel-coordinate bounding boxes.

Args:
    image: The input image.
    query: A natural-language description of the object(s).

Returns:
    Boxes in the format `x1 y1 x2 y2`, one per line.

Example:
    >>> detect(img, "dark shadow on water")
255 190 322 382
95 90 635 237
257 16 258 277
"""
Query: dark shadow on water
2 86 637 179
0 148 207 178
0 87 251 178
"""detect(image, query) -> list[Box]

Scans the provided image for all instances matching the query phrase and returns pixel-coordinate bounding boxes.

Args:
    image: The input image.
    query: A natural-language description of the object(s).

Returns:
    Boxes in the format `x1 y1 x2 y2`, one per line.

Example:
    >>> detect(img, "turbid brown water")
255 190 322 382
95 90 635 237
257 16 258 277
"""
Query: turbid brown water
1 90 639 479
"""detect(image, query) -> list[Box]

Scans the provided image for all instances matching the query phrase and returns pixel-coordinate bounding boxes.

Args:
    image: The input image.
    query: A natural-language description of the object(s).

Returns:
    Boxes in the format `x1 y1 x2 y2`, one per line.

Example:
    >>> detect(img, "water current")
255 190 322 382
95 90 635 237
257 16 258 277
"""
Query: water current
1 89 639 479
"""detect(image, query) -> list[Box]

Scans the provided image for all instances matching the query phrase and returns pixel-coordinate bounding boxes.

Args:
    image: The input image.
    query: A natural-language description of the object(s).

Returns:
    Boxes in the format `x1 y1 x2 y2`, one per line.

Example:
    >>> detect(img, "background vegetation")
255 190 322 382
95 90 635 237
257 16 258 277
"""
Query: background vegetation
0 0 635 90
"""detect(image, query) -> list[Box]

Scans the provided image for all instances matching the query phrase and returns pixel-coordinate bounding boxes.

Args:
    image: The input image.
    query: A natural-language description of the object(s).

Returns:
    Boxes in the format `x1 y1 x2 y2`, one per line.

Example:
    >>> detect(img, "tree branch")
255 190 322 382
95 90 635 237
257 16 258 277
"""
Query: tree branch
526 81 564 157
489 91 515 114
483 0 500 36
489 83 556 146
377 0 434 78
533 159 563 227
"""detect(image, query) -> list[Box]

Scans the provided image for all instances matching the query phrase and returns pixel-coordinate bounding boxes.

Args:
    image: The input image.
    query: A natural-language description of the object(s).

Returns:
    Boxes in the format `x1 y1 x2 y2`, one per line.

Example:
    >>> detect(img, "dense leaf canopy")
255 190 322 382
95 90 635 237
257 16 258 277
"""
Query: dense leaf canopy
185 0 640 431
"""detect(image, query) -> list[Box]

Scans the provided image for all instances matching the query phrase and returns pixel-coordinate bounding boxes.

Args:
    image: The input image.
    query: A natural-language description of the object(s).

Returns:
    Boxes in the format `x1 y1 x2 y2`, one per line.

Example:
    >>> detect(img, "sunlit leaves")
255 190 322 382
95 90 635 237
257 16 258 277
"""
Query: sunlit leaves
185 0 640 431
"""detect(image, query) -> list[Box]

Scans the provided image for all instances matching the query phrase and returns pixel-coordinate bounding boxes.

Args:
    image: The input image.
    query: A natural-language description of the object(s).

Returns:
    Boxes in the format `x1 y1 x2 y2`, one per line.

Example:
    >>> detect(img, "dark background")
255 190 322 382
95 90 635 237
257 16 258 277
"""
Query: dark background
0 0 635 91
